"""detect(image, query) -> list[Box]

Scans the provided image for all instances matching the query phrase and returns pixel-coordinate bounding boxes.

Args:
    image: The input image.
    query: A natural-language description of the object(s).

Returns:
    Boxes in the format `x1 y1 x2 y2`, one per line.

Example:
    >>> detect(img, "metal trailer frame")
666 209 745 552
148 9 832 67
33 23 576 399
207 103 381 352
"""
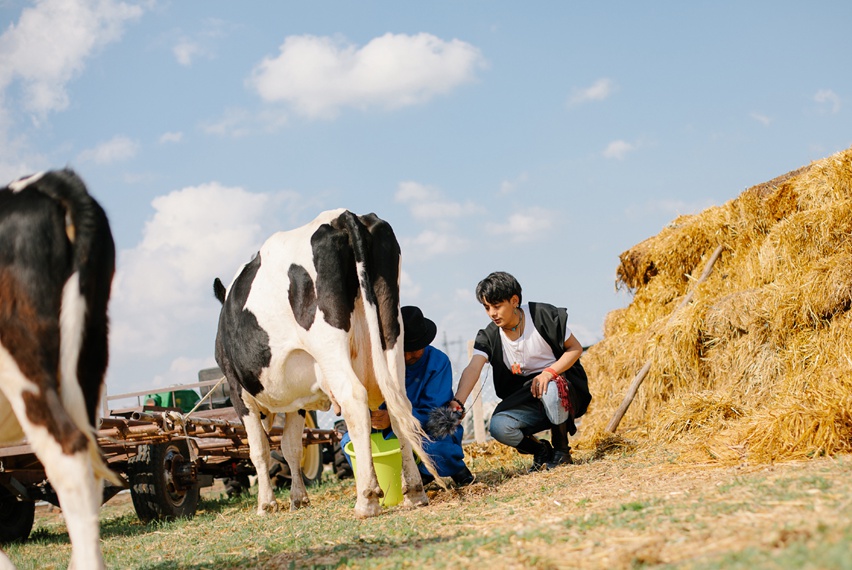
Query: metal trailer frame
0 377 340 542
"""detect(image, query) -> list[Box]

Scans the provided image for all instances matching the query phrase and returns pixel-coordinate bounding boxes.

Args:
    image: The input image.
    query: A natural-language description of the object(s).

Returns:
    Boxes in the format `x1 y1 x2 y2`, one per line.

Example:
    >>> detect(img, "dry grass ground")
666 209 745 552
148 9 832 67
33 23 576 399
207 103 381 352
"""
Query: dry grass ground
6 440 852 569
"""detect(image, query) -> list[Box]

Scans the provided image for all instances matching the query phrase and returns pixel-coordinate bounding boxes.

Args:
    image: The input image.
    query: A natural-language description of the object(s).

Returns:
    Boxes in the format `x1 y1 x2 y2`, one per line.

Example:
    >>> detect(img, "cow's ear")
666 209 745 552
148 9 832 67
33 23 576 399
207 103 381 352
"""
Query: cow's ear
213 278 226 304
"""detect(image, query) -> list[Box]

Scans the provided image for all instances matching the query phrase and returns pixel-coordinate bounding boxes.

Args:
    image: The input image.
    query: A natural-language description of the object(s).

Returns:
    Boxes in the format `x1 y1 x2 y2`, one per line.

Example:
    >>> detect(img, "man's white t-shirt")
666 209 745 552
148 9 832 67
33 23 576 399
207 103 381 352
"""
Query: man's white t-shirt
473 304 573 376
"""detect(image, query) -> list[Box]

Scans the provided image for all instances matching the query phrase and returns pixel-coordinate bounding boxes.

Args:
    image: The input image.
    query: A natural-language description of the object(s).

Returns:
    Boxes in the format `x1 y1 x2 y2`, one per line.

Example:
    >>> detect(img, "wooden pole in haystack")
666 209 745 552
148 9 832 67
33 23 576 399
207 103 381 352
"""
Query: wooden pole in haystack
606 243 725 433
469 341 487 443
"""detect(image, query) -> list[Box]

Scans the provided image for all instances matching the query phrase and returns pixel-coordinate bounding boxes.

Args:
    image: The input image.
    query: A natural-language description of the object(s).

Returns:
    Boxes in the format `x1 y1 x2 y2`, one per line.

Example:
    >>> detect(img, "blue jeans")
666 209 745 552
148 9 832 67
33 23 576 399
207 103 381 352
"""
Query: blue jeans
490 383 570 446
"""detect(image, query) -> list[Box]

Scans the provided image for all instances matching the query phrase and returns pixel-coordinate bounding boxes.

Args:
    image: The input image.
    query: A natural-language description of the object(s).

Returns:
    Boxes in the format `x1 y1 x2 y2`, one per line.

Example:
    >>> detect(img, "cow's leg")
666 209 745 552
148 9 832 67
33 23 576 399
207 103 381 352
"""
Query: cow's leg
242 405 280 514
0 355 105 570
40 438 104 570
395 428 429 508
336 390 382 518
279 411 310 510
0 391 30 570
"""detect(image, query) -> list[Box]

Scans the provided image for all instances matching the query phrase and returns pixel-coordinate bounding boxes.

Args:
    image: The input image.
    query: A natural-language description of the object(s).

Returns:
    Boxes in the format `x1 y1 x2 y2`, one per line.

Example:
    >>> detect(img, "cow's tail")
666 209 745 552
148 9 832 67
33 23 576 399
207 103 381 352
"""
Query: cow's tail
340 212 441 483
36 169 121 486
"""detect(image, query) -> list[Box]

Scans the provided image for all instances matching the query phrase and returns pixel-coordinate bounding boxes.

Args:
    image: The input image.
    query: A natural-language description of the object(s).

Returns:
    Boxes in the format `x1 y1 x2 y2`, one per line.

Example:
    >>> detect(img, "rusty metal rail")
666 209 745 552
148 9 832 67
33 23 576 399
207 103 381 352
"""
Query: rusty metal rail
95 408 339 466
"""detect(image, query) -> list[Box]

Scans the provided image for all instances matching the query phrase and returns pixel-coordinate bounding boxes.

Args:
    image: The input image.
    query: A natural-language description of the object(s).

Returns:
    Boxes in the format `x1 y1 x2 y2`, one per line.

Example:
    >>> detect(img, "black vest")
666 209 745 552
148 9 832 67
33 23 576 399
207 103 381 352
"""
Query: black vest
474 302 592 419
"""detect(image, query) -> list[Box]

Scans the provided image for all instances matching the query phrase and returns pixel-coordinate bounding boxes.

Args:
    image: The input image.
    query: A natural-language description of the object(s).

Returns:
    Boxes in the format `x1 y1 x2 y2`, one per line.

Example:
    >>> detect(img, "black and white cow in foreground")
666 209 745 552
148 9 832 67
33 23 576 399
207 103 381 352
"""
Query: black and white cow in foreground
0 170 119 569
213 209 440 518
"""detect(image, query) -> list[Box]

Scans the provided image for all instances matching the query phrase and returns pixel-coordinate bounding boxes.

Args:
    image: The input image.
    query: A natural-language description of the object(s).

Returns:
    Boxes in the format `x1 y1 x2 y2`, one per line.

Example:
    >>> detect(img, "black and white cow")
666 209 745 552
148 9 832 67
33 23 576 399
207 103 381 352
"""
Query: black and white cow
213 209 439 518
0 170 118 570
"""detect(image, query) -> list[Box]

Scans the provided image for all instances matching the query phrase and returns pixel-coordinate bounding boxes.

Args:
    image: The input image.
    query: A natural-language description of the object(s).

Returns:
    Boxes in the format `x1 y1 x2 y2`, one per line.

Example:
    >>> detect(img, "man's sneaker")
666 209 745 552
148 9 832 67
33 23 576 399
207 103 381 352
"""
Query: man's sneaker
451 466 475 487
420 471 435 486
528 439 554 472
546 449 574 469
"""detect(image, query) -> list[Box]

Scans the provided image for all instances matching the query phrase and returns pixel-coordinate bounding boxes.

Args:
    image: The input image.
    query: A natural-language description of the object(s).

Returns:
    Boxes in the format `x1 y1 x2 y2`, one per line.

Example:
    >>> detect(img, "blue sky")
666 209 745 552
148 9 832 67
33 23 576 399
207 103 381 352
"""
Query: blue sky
1 0 850 400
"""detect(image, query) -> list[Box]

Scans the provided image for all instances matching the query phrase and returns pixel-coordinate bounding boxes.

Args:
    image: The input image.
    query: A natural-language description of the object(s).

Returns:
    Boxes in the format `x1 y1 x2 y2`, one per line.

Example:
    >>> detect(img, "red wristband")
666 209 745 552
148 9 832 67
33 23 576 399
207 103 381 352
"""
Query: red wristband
544 367 559 379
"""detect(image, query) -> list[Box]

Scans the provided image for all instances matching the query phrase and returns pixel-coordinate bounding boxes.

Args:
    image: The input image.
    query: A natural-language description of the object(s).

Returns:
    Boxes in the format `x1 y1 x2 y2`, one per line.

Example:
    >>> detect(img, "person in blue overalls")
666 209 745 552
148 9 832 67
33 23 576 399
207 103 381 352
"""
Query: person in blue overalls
340 305 474 486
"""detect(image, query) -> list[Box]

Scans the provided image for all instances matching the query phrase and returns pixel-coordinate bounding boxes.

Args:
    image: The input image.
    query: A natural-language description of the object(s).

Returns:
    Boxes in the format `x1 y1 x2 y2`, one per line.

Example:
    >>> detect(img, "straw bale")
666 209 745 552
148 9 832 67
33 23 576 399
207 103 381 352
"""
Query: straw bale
759 249 852 338
616 206 731 292
796 148 852 209
757 199 852 281
703 289 764 341
648 392 746 454
580 145 852 466
736 166 804 232
736 381 852 463
702 335 781 399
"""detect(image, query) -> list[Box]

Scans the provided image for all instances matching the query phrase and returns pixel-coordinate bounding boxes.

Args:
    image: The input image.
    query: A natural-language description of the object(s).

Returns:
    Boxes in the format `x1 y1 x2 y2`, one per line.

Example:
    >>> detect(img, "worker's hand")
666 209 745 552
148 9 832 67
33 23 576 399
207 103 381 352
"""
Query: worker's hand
448 397 466 418
370 409 391 430
530 373 553 399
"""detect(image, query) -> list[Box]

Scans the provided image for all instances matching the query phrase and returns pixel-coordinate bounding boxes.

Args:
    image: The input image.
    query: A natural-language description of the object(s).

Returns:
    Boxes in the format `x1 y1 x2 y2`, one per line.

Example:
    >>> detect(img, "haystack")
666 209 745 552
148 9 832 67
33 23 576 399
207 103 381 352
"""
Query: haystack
580 146 852 464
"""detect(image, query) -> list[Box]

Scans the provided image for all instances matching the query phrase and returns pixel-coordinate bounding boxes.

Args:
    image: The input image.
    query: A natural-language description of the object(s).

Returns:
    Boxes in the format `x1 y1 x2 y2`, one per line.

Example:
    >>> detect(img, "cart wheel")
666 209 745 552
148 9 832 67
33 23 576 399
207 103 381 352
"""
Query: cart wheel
0 486 35 543
332 441 353 480
300 411 323 486
128 441 200 523
332 420 353 480
224 474 251 498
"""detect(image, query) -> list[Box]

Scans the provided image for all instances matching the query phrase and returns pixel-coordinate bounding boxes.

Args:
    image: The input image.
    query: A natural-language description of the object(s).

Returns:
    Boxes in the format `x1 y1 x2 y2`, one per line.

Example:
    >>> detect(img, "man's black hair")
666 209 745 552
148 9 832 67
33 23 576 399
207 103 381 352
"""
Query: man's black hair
475 271 522 305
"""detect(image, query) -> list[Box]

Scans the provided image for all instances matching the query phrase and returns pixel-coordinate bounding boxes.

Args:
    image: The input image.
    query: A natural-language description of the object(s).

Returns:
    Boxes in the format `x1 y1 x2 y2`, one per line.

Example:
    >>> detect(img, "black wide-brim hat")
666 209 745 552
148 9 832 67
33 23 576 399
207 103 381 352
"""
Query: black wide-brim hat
401 305 437 352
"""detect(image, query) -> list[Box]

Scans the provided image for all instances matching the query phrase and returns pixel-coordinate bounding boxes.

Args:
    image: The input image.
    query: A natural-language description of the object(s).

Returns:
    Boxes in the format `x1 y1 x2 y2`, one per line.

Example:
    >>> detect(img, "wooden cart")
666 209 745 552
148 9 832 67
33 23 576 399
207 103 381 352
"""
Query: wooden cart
0 376 340 542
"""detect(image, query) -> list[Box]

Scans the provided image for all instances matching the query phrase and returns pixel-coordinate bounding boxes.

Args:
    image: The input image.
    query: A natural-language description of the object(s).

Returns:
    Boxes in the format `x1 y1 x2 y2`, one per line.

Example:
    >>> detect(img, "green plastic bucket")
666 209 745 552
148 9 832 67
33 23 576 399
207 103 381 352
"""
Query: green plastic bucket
343 433 403 506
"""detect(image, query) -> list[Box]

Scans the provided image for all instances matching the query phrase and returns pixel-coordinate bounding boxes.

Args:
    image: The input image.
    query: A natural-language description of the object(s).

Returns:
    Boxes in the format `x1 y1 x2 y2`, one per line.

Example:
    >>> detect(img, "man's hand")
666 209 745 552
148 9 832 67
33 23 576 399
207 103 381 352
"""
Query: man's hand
371 409 391 430
530 372 553 399
448 397 466 418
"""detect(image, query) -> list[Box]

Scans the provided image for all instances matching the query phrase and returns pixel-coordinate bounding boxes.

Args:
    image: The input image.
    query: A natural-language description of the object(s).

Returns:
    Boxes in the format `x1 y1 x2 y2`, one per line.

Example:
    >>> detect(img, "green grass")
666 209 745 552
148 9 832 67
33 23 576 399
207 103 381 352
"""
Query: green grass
5 449 852 569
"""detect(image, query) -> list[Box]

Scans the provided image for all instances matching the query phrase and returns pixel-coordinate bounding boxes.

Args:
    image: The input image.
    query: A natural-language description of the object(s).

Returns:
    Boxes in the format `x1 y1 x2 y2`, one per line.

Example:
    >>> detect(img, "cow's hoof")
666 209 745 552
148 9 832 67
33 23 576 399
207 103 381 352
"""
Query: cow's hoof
258 500 282 515
401 482 424 495
402 490 429 508
354 500 382 518
289 496 311 511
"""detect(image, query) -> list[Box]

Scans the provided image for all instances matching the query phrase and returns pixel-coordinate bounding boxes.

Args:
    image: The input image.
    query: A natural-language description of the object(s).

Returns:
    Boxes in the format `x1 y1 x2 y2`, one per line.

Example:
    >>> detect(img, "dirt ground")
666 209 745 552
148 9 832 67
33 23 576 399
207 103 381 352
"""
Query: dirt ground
419 444 852 569
28 446 852 569
33 477 231 527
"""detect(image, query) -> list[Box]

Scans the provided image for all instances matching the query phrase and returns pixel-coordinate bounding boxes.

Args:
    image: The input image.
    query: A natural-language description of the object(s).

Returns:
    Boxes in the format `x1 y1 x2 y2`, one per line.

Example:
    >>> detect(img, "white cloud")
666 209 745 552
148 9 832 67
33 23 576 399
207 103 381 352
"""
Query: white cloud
151 356 217 389
202 107 253 137
0 0 143 118
399 229 469 260
485 207 556 243
0 124 40 184
750 112 772 126
399 269 421 301
394 181 480 260
602 139 635 160
394 181 482 223
567 78 616 106
170 18 230 67
159 131 183 143
499 172 528 195
814 89 841 114
453 288 474 302
77 135 139 163
202 107 289 137
248 33 486 119
110 182 302 357
173 39 203 66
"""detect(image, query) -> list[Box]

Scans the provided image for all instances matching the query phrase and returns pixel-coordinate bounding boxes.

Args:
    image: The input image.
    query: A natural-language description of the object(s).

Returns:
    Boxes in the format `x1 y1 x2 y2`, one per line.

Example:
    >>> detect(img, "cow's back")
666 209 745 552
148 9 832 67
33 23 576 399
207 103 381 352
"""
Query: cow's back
0 185 72 328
